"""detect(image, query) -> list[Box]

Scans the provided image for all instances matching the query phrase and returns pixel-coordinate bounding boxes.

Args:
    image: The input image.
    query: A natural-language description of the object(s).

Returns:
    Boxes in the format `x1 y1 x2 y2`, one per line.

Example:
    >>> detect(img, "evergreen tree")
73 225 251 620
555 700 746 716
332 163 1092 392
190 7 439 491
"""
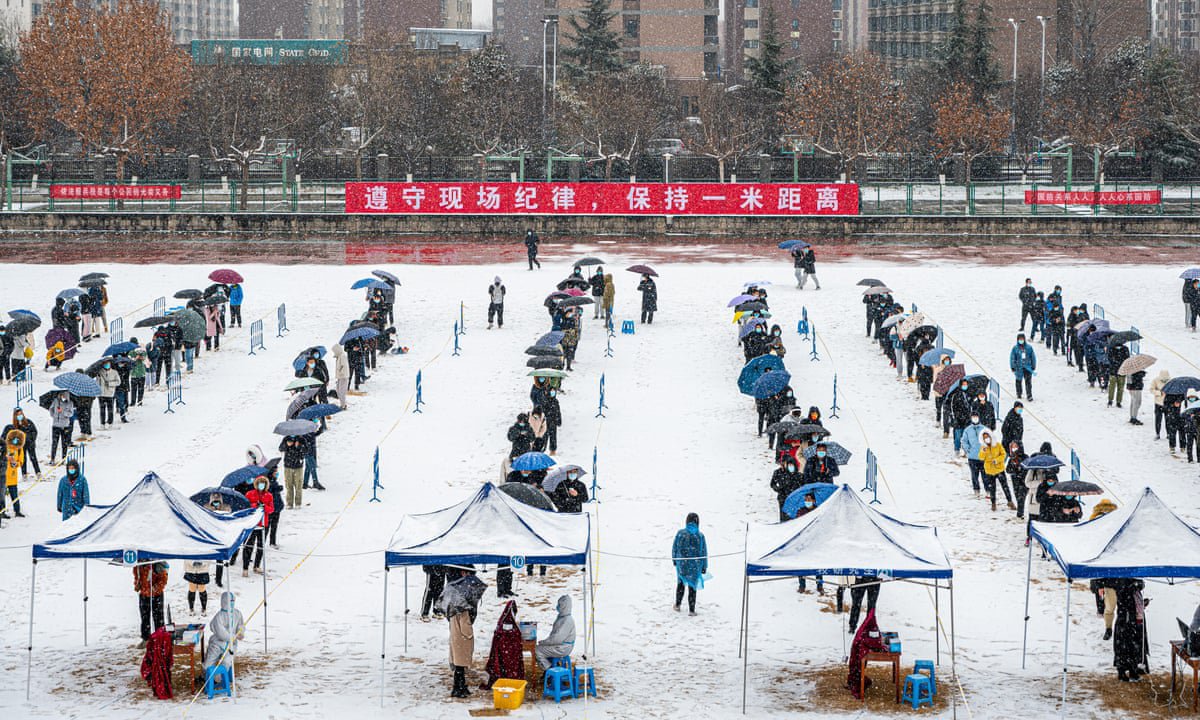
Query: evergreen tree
746 6 788 95
966 0 1000 95
561 0 625 79
936 0 970 80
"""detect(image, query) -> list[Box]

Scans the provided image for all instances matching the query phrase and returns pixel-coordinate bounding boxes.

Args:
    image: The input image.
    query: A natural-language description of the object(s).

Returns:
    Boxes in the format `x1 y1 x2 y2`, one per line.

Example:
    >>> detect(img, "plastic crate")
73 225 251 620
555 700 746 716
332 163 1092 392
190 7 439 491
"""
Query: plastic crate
493 678 527 710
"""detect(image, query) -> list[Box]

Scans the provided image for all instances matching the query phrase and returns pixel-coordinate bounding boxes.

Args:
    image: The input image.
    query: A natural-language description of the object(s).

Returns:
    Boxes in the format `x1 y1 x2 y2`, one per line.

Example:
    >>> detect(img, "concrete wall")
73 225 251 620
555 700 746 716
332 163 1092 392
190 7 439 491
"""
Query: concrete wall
0 212 1198 243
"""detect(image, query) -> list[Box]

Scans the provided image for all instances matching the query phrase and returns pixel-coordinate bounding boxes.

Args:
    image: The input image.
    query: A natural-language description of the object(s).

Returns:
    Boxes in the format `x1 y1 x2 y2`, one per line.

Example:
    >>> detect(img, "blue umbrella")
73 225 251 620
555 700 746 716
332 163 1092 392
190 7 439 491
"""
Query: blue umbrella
57 288 85 300
1075 318 1111 339
53 372 101 397
738 355 785 395
1163 376 1200 396
9 309 40 322
727 294 756 307
782 483 840 518
1022 454 1065 470
192 486 251 511
511 451 556 471
297 403 342 421
803 441 853 465
751 370 792 399
103 341 138 356
738 318 768 339
350 278 377 290
536 331 565 347
219 465 269 489
292 346 328 372
1180 268 1200 280
340 326 379 345
919 348 955 366
778 240 810 251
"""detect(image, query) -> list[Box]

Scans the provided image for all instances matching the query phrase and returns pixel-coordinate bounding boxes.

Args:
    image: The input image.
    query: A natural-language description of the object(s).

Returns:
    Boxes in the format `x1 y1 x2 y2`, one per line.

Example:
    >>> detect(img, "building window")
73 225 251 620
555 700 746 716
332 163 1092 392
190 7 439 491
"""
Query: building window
745 19 758 27
791 39 799 48
832 18 841 30
744 39 759 47
791 18 799 29
745 0 757 6
625 16 639 37
832 0 842 7
833 39 842 51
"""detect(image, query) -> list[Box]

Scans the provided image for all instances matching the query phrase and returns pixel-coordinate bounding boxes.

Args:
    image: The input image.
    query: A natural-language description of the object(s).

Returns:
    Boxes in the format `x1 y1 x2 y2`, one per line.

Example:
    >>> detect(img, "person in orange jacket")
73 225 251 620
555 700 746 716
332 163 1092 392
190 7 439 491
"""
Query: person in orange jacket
134 562 169 645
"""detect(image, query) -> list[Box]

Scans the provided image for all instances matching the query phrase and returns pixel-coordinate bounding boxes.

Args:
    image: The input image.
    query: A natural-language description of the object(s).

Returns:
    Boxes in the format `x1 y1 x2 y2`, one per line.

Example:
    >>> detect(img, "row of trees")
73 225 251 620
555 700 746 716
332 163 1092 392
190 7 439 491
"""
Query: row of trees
3 0 1200 190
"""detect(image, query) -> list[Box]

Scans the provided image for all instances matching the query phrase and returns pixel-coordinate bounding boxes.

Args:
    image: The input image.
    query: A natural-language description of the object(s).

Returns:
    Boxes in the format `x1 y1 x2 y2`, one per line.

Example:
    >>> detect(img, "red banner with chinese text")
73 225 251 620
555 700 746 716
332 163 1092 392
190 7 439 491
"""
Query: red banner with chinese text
1024 189 1161 205
50 185 182 200
345 182 859 216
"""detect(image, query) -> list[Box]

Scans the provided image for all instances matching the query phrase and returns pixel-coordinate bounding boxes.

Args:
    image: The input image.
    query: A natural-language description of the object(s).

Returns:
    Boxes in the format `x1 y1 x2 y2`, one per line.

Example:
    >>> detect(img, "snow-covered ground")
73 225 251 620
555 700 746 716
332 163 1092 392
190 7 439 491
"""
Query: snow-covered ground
0 254 1197 719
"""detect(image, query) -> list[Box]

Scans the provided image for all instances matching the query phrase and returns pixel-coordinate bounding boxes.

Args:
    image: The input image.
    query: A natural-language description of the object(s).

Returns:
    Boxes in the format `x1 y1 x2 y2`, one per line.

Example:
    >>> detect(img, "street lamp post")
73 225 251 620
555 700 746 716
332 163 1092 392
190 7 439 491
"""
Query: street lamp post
1007 18 1021 148
542 19 552 121
1035 15 1047 147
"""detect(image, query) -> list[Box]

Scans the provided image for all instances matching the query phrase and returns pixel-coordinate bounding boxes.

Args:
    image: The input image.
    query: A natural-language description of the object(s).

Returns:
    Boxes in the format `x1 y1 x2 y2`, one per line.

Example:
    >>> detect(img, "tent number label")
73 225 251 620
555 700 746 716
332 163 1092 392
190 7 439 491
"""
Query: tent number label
510 555 526 570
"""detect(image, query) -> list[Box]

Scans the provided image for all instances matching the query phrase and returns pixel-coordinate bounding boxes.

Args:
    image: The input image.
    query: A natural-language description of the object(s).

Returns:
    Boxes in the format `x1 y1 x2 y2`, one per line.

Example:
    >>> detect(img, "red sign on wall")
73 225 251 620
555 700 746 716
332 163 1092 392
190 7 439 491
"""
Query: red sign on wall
50 185 182 200
345 182 859 216
1024 189 1161 205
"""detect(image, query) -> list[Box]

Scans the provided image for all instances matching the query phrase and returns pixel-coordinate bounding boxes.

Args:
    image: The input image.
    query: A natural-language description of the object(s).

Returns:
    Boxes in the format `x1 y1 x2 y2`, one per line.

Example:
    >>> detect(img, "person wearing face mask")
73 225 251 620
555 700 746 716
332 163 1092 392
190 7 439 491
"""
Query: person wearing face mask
550 469 589 513
978 431 1012 511
95 360 120 427
637 274 658 324
279 435 306 509
1190 280 1200 332
1045 298 1065 355
767 324 787 358
766 387 796 450
770 457 805 521
48 391 74 463
1035 472 1081 523
802 443 840 484
1018 278 1038 332
242 475 274 576
969 390 996 430
3 408 40 480
1005 440 1029 519
913 338 935 399
507 412 534 459
945 382 973 452
55 458 89 520
1126 369 1146 425
931 356 952 424
961 413 987 495
486 276 506 329
543 389 562 456
1009 333 1036 401
1001 401 1024 450
1106 341 1130 409
1164 393 1185 455
528 408 549 452
1151 370 1172 439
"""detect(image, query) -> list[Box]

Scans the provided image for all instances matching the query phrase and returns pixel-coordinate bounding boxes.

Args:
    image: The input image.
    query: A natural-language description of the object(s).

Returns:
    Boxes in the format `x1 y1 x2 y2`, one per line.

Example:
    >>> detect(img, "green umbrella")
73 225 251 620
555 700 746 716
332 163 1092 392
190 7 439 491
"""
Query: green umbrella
527 369 568 379
172 308 206 344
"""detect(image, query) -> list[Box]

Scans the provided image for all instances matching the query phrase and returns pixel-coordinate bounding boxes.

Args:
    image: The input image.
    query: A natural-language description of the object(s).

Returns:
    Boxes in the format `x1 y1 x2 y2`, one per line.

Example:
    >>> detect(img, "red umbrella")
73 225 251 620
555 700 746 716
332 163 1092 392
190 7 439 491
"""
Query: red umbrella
209 268 243 284
932 363 966 396
564 288 586 297
627 264 658 277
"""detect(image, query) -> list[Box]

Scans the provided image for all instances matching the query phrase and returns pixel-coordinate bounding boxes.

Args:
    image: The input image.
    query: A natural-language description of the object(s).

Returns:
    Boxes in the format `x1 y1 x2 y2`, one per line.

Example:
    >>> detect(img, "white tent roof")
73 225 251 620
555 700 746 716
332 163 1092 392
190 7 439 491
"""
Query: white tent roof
1032 487 1200 579
385 482 590 567
746 484 953 579
33 472 261 562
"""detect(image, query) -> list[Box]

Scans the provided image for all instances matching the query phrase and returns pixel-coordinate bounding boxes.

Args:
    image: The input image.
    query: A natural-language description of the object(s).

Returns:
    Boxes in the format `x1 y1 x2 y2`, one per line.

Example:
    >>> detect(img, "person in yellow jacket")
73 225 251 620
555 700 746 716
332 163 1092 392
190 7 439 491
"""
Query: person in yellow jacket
2 428 25 518
44 341 65 371
978 430 1013 512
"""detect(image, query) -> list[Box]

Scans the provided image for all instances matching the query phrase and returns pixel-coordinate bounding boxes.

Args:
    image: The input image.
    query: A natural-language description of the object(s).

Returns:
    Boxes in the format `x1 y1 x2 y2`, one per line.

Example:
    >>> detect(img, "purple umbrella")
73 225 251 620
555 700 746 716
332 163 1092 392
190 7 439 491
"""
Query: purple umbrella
45 327 78 360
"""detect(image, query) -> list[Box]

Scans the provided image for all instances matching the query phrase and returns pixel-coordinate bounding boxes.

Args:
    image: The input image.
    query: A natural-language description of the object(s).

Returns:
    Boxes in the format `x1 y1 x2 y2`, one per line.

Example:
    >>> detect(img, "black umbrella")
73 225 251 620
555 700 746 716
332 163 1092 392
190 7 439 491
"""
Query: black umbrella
903 325 939 351
498 482 555 511
627 264 658 277
557 277 590 291
557 296 595 307
134 315 173 328
573 257 605 267
736 301 768 313
174 289 203 300
857 278 886 287
525 345 564 357
203 283 226 297
84 356 131 375
78 278 106 288
783 424 830 439
1106 330 1142 348
1046 480 1104 496
203 294 229 306
527 356 565 370
7 316 40 335
38 389 64 410
79 272 109 282
349 319 378 331
962 374 990 397
372 269 401 286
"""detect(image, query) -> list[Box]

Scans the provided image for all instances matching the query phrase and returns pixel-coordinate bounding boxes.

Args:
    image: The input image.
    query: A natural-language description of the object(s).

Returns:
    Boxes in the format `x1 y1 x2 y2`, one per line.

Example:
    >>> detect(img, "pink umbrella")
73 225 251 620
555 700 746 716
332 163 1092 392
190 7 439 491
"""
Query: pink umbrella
564 288 586 297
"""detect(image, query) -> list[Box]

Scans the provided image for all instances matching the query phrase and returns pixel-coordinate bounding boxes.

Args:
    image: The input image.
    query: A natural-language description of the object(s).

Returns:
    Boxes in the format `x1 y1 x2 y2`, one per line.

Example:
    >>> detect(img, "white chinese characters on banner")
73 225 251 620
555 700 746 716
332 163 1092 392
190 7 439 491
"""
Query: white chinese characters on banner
815 187 840 211
401 187 426 209
438 186 463 210
477 186 501 210
551 186 577 210
664 186 689 211
626 186 651 210
739 187 763 211
515 186 539 210
777 187 803 211
364 185 389 211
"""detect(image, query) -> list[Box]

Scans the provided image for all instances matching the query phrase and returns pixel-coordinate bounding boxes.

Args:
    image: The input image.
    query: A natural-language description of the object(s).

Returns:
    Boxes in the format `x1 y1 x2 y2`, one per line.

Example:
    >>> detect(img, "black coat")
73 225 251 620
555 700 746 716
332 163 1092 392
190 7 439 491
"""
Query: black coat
770 467 805 508
278 437 306 468
524 232 539 255
799 249 816 273
1019 285 1038 309
1127 371 1146 391
1107 345 1131 375
543 396 562 427
637 278 658 311
1112 578 1149 674
589 273 605 297
1001 409 1023 449
946 389 973 430
969 397 996 430
802 456 840 484
551 478 589 513
507 422 534 458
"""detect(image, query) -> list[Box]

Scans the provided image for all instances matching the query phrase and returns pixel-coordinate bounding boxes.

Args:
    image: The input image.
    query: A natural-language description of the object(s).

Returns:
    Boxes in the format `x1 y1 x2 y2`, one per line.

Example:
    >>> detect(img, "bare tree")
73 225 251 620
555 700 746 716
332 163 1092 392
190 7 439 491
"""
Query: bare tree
693 84 766 182
932 82 1010 182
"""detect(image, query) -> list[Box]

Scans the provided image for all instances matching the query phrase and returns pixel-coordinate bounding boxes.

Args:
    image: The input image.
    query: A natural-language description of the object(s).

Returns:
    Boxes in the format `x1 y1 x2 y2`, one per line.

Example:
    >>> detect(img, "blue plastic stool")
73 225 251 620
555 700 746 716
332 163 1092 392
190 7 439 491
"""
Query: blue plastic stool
573 665 597 698
621 320 635 334
913 659 936 695
205 665 232 699
549 656 573 671
901 674 933 709
543 666 575 703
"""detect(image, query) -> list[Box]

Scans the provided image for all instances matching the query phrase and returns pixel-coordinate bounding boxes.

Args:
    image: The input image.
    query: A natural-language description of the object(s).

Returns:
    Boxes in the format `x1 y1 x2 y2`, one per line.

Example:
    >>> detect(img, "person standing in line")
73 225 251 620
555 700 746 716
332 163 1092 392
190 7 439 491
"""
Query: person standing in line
4 407 40 480
420 564 447 622
128 341 147 407
279 435 305 509
183 559 211 616
1010 333 1036 401
979 430 1013 511
589 267 605 319
1127 369 1146 425
242 475 273 576
2 429 23 518
332 344 350 409
1107 341 1131 408
228 282 244 328
637 274 658 324
671 512 708 616
56 458 88 520
543 388 563 456
439 566 485 699
265 460 283 548
524 229 541 270
0 327 12 384
96 360 120 427
48 391 73 463
1018 278 1038 331
487 277 506 329
134 562 168 647
1150 369 1171 439
602 274 615 324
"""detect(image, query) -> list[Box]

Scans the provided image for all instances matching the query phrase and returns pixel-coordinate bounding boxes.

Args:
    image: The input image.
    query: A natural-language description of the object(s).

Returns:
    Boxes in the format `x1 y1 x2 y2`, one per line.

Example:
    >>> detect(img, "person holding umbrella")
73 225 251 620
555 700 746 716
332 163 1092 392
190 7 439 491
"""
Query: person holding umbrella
203 302 221 352
95 360 120 428
47 391 74 463
797 246 820 290
1127 368 1146 425
55 458 88 521
279 435 307 509
1010 333 1036 401
672 513 708 616
543 387 563 456
1190 280 1200 333
548 467 589 513
439 565 487 698
1106 338 1131 408
770 456 805 521
228 283 244 328
802 443 840 484
589 267 605 319
0 327 12 384
637 273 658 324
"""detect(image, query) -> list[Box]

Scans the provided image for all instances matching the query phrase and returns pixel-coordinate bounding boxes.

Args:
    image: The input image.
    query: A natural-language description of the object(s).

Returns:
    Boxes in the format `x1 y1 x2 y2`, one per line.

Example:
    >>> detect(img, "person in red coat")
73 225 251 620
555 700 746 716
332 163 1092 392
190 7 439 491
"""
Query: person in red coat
140 626 175 699
483 600 525 688
242 476 274 577
847 608 886 699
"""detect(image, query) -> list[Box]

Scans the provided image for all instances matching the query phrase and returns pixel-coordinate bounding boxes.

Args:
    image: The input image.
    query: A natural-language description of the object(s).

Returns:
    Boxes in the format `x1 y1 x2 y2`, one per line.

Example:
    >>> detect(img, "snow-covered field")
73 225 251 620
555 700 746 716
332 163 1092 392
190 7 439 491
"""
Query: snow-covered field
1 251 1198 719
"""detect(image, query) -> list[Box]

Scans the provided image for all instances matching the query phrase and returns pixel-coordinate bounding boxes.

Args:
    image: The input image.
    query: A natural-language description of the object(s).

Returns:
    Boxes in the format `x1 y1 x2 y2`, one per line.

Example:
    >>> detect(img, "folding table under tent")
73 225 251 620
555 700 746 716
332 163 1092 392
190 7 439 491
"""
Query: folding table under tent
1025 487 1200 708
379 482 592 704
26 472 263 699
740 484 956 713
